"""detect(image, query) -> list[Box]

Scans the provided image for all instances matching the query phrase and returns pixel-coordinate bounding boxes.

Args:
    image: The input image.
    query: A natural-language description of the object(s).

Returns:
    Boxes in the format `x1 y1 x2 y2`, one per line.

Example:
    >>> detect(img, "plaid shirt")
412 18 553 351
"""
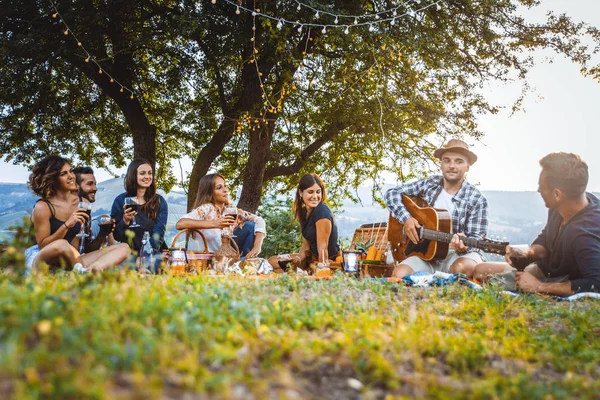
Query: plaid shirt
385 175 489 243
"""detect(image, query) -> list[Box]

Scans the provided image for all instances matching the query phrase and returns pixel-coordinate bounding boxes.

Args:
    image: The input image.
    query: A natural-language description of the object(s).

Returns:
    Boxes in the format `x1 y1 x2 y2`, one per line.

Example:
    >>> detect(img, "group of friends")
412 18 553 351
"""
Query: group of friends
23 138 600 297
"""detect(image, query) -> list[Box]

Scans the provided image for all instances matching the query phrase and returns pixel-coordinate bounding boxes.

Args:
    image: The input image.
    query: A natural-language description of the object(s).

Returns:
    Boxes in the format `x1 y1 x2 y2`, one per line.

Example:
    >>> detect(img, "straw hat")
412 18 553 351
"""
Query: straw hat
433 138 478 165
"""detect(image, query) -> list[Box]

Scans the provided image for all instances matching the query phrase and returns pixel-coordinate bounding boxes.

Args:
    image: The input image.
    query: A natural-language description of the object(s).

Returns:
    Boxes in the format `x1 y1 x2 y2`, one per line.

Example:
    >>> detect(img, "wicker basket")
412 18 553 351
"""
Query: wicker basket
350 222 389 262
163 229 213 274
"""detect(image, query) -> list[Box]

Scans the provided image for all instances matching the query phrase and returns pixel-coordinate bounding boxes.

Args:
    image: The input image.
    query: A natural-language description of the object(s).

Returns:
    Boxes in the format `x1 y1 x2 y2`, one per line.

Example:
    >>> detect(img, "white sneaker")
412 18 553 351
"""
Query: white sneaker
73 263 89 274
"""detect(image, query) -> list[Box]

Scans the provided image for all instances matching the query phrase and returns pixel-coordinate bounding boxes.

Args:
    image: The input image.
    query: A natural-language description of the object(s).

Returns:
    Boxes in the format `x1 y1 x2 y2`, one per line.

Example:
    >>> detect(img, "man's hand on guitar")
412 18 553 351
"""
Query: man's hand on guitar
403 217 422 244
450 233 468 252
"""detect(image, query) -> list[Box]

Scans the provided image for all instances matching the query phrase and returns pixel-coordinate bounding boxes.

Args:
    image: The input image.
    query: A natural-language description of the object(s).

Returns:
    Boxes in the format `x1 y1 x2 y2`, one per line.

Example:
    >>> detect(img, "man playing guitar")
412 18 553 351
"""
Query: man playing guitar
384 139 488 278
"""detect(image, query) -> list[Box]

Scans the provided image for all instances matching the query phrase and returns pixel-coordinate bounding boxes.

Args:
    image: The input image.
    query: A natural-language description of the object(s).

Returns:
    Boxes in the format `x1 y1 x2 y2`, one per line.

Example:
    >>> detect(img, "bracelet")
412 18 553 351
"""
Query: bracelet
63 222 71 229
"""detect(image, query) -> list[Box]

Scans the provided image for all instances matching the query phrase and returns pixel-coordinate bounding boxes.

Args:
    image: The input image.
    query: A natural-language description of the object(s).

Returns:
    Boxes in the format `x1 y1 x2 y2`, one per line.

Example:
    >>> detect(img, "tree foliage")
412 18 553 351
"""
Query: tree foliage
1 0 598 209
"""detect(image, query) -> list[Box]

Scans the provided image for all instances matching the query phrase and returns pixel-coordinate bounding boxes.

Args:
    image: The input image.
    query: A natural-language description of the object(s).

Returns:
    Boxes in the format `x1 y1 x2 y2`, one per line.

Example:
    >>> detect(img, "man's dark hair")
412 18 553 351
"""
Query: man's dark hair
539 152 588 199
73 166 94 185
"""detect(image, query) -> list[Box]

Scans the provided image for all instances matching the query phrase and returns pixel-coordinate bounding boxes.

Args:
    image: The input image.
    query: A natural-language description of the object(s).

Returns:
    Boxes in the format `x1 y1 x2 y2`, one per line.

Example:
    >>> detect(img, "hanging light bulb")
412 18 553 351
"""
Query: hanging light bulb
315 11 319 19
354 17 358 24
344 26 349 34
211 0 216 4
277 19 283 29
98 69 102 74
375 14 380 20
436 2 442 11
334 16 339 24
77 42 82 46
110 78 114 83
85 57 90 62
297 25 303 33
390 18 395 26
393 9 397 16
63 29 69 35
52 13 57 18
321 26 326 34
368 24 374 32
252 11 256 16
236 6 240 14
297 4 301 11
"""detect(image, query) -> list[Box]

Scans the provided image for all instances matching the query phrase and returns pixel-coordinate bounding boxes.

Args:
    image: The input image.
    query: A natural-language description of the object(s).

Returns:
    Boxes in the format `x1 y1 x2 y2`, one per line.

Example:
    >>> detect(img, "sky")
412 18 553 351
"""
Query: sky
1 1 599 193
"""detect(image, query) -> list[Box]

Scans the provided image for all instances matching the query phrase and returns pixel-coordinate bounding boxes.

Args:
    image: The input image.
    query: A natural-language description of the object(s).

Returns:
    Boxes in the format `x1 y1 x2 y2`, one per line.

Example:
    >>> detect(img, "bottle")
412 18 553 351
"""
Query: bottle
385 241 395 265
139 231 155 274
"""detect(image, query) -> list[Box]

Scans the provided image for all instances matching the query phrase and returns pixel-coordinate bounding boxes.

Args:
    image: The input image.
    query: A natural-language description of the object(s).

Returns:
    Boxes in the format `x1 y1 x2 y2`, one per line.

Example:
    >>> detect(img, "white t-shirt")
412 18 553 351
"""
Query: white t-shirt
433 189 455 215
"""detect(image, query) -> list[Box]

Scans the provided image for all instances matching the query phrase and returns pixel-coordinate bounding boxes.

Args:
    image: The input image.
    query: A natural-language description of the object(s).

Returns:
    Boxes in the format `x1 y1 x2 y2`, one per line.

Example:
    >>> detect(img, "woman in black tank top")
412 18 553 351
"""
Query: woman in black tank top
28 156 131 272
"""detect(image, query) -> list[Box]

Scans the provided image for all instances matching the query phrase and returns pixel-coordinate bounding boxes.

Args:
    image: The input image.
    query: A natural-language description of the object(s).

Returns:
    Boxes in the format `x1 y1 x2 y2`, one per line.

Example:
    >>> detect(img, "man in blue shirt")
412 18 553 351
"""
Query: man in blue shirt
385 139 488 278
474 152 600 295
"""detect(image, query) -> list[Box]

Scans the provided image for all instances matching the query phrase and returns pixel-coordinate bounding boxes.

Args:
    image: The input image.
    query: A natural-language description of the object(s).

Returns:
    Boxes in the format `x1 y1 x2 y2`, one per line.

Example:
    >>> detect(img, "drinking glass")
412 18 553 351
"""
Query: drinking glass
98 214 113 236
124 197 141 228
76 201 92 238
508 244 533 271
223 206 238 237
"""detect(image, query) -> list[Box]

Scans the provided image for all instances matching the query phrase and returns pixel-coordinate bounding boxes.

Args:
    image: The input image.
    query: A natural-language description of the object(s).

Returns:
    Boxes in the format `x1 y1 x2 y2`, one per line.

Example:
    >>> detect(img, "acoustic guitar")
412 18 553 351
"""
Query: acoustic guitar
387 195 508 262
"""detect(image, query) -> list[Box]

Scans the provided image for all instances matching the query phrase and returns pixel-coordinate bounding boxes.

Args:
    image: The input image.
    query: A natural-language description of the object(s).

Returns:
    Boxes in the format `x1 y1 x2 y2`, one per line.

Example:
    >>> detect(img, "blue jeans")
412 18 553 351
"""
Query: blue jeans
233 221 256 257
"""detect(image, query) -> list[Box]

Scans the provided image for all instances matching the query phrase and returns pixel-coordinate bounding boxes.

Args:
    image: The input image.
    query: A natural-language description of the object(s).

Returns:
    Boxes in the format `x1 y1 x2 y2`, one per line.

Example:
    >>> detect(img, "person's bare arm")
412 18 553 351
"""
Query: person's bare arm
516 272 572 296
315 218 332 262
32 202 86 249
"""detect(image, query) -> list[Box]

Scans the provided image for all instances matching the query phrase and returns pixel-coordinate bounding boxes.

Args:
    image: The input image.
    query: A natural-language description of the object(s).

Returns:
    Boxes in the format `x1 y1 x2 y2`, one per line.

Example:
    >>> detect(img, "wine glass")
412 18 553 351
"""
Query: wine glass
98 214 113 237
223 206 238 237
76 201 92 238
124 197 141 228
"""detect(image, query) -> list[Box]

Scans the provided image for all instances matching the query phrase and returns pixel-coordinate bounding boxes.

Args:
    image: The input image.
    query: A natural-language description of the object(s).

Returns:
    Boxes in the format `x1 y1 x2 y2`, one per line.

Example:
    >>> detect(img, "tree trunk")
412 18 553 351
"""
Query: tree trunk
236 125 274 213
186 118 237 210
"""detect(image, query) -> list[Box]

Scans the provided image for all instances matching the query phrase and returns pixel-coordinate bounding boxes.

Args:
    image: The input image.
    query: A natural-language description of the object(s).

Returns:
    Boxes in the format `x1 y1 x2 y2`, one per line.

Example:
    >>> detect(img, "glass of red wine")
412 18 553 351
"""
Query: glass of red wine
76 201 92 238
98 214 113 236
508 245 533 271
223 206 238 237
124 197 141 228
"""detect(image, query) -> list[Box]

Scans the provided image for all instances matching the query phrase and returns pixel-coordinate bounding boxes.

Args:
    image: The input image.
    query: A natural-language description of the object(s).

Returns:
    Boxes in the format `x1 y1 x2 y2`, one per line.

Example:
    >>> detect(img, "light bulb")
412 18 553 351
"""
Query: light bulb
77 42 82 46
277 19 283 29
436 3 442 10
315 11 319 19
211 0 216 4
344 26 349 34
334 17 338 24
368 24 374 32
236 6 240 14
120 87 124 93
393 10 397 16
85 57 89 62
252 11 256 16
297 4 301 11
354 17 358 24
52 13 57 18
321 26 326 34
98 69 102 74
64 30 68 35
375 14 380 20
390 18 395 25
297 25 303 33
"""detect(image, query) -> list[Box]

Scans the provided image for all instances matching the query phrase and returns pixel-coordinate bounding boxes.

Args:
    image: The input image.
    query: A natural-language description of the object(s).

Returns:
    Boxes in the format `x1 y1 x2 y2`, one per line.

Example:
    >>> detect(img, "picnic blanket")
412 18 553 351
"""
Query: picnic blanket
371 271 600 302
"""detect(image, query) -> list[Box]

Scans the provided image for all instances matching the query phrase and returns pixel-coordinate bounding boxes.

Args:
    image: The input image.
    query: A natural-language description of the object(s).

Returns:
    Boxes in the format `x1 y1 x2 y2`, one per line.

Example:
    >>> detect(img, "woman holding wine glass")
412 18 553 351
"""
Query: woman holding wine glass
111 159 168 262
176 173 266 257
26 156 131 273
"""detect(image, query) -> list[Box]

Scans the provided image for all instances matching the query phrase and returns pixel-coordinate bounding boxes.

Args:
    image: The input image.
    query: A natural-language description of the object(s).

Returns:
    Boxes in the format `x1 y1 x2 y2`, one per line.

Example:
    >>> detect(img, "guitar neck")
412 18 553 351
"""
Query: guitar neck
422 228 480 249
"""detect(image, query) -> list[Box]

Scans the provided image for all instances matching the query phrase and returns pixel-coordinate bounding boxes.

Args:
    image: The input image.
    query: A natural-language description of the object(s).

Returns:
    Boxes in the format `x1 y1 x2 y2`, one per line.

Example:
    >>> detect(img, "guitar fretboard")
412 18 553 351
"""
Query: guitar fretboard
422 228 479 248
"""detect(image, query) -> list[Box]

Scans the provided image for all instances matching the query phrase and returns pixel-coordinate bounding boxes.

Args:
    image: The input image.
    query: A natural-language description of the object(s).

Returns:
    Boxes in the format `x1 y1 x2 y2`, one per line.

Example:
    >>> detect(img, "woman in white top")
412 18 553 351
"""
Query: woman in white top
176 174 266 257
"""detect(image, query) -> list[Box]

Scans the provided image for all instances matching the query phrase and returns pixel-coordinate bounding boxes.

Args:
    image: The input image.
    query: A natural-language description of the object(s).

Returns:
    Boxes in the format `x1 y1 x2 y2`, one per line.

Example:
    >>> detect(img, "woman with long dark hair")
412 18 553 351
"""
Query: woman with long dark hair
111 159 168 255
268 173 339 272
176 173 266 256
27 156 130 273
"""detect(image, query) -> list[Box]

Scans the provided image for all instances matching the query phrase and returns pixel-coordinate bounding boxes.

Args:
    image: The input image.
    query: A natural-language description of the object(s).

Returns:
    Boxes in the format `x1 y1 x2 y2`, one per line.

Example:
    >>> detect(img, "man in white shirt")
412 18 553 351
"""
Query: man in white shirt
384 139 489 278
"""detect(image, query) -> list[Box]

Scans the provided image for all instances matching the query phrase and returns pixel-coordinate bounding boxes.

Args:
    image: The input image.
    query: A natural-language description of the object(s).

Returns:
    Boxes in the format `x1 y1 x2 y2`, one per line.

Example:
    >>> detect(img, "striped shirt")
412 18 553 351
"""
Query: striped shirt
384 175 489 242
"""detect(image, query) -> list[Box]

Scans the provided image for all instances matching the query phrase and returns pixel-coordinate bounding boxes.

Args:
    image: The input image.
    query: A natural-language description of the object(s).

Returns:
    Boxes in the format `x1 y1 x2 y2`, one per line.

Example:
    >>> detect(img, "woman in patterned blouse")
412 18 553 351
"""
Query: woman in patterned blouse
176 173 266 257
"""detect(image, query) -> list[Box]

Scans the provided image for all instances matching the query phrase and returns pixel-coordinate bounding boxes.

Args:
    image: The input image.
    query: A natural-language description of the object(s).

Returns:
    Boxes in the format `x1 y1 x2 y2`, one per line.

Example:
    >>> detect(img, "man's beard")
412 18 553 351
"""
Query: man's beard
80 191 96 203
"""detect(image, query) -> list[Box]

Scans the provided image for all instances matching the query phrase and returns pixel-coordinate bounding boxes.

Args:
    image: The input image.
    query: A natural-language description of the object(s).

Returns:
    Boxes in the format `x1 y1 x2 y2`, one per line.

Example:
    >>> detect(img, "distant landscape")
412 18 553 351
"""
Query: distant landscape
3 178 594 250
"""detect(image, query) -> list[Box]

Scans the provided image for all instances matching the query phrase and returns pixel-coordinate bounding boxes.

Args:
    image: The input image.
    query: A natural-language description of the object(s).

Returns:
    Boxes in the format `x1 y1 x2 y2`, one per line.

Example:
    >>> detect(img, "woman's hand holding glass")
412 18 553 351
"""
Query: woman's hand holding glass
66 207 89 232
75 201 92 238
122 199 138 226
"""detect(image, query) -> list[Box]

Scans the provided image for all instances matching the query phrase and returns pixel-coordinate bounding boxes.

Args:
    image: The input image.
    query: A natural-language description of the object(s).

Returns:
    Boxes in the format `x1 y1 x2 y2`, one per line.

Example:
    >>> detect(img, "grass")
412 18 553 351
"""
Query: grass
0 270 599 399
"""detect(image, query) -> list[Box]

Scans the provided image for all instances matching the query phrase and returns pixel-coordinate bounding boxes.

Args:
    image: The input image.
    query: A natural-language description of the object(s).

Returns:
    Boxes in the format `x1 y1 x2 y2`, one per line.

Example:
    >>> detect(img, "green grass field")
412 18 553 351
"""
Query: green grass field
0 270 599 399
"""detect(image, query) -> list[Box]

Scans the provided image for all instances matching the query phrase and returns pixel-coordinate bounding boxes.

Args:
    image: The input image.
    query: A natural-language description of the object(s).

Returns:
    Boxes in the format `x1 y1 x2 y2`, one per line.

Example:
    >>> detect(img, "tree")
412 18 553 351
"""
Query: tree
1 0 598 209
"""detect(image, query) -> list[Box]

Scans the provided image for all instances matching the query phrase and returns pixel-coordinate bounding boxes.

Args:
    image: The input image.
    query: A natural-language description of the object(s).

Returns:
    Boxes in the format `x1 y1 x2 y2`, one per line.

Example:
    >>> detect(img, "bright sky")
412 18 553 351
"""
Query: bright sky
1 1 599 192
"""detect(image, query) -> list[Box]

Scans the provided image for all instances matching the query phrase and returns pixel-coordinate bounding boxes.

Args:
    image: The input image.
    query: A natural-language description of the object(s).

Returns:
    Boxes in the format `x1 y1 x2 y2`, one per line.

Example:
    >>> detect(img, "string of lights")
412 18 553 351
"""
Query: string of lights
213 0 443 33
48 0 137 99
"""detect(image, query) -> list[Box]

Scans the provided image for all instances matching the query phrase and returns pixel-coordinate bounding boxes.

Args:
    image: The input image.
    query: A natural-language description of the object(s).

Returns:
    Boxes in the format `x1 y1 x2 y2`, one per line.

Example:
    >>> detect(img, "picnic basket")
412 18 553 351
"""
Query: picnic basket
350 222 395 277
163 229 213 273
